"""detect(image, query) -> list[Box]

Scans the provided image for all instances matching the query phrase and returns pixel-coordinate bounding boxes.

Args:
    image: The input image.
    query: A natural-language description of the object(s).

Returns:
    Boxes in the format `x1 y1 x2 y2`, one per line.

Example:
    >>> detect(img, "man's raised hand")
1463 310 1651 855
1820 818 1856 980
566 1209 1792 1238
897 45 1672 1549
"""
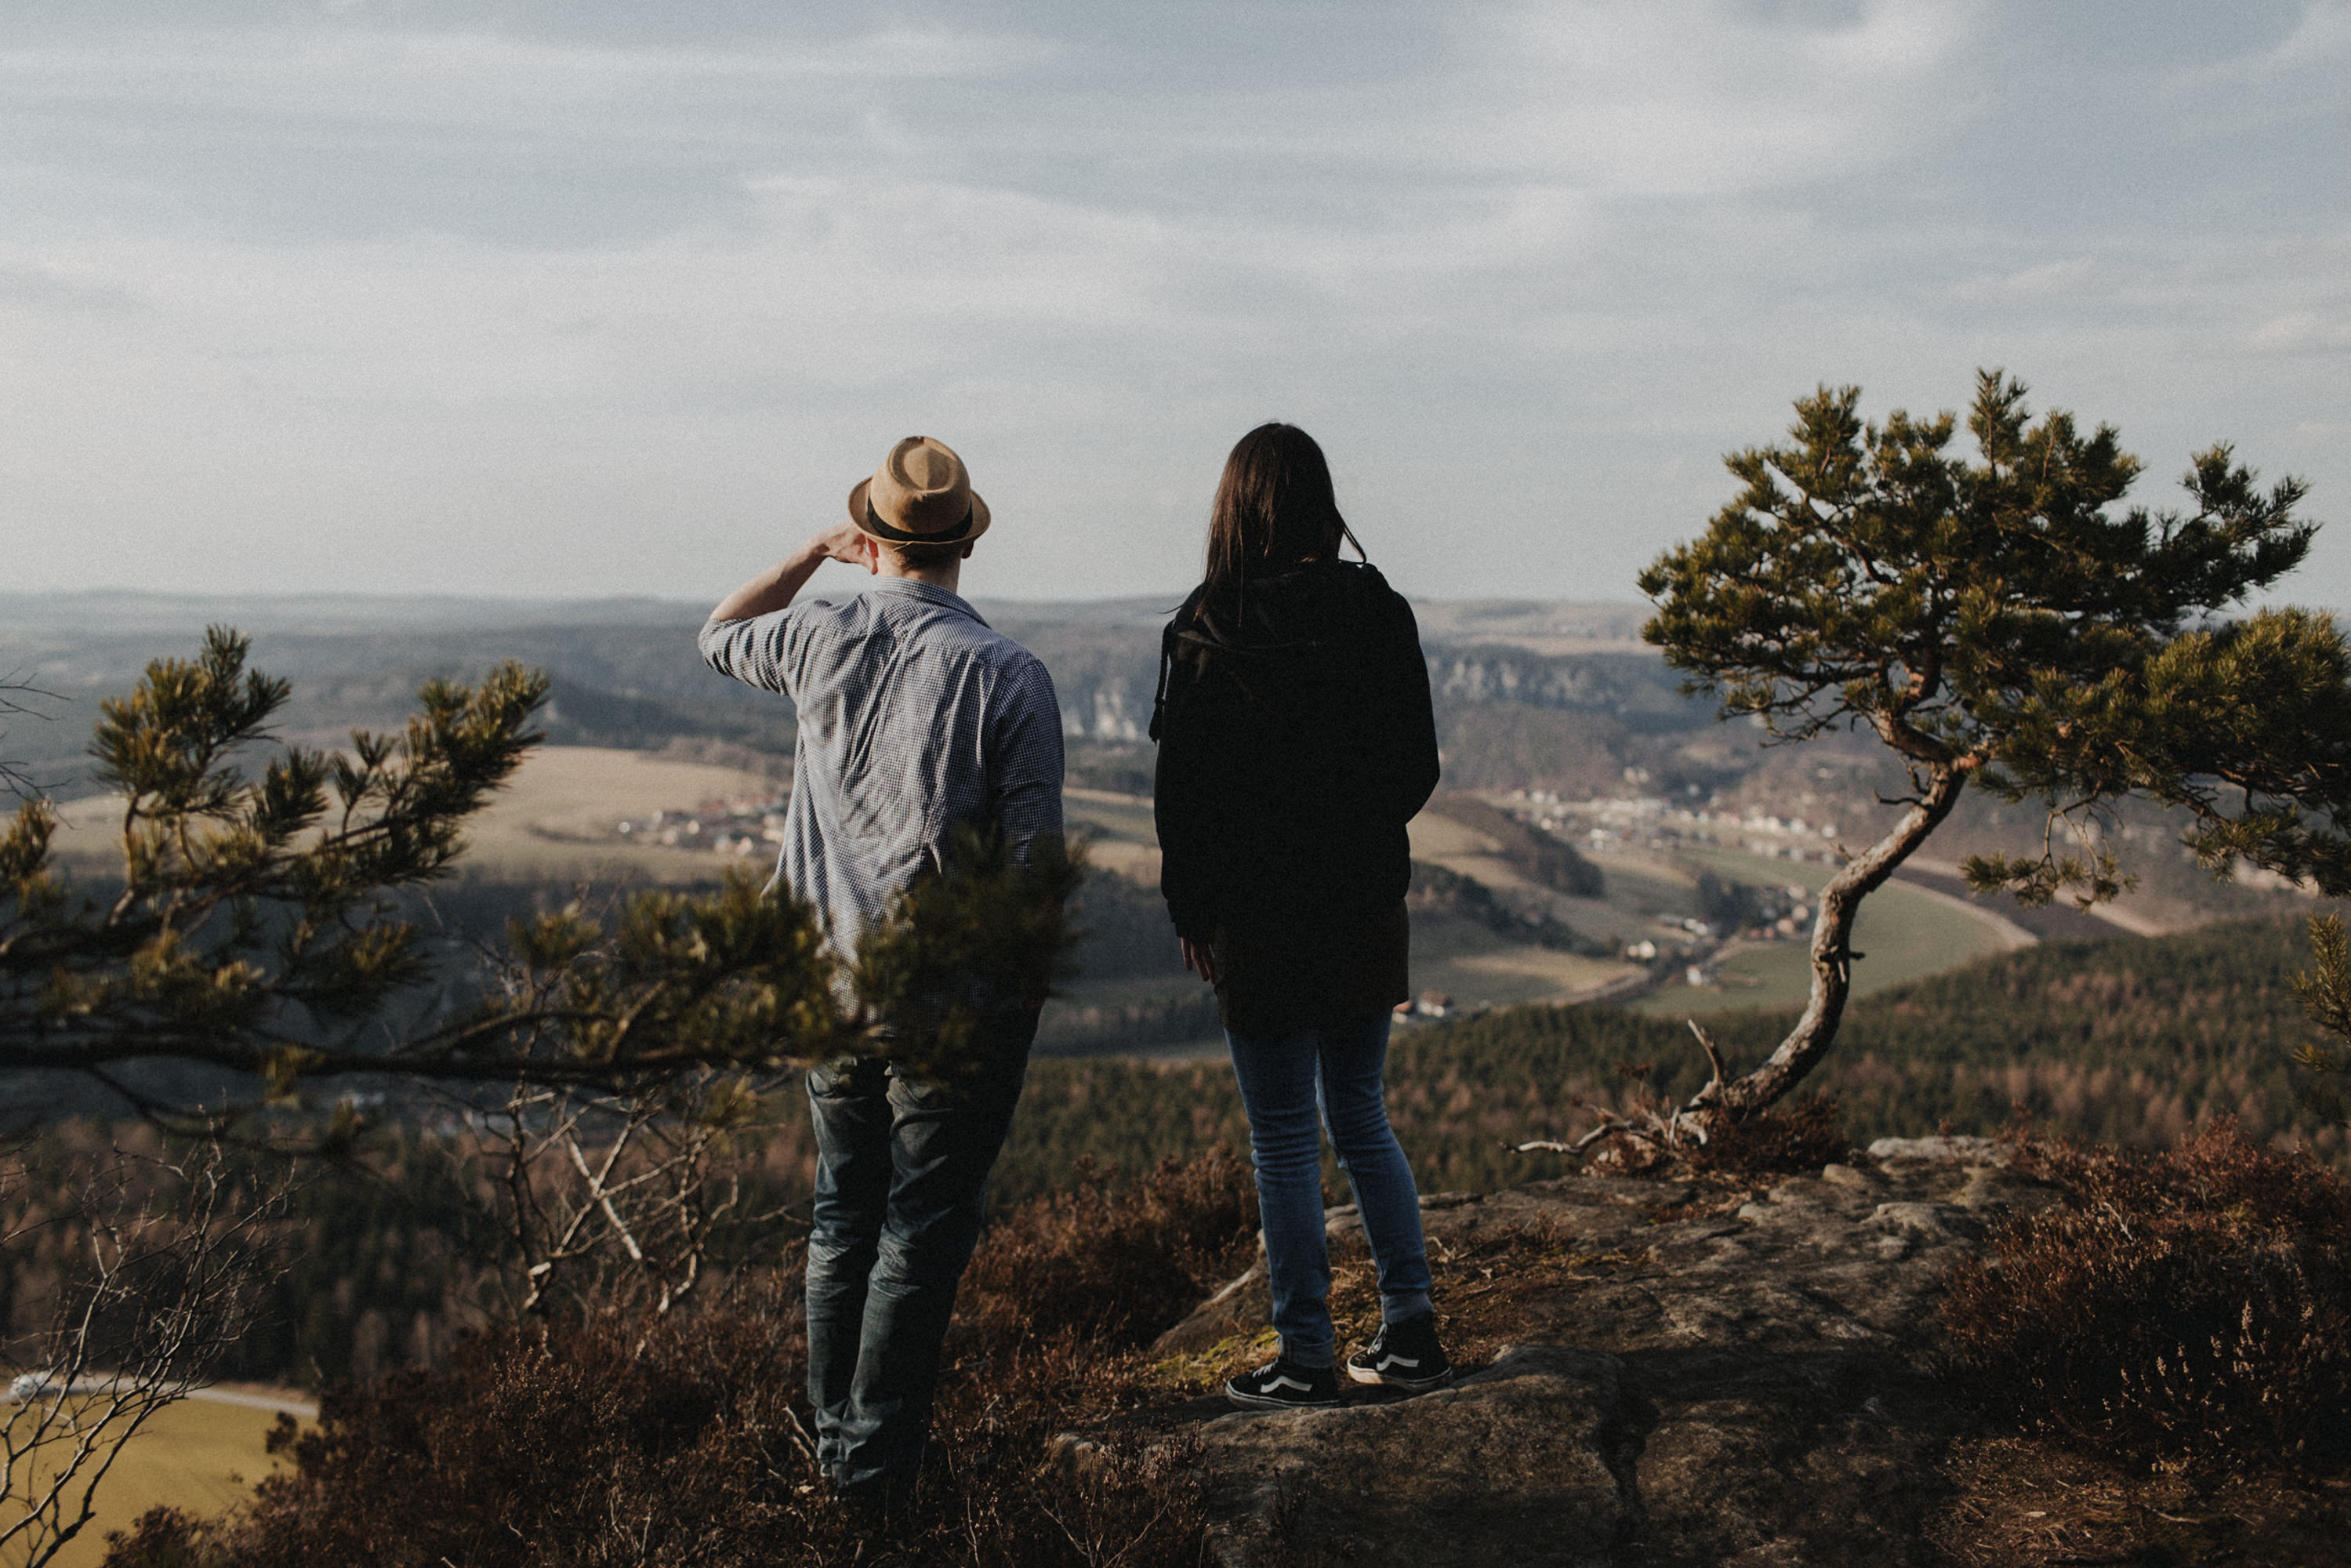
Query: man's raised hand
812 520 877 572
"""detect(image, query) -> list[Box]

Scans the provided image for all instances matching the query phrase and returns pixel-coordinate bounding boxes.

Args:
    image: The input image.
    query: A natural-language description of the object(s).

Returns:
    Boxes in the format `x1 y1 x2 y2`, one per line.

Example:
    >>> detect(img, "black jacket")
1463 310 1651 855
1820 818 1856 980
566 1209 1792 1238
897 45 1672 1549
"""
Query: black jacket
1150 561 1440 1029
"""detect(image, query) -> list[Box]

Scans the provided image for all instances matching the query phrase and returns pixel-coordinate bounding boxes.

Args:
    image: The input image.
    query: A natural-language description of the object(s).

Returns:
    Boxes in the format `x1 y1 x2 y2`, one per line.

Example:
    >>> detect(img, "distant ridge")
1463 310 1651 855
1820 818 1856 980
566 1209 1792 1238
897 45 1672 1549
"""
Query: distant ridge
1409 599 1650 648
2 590 1655 647
975 596 1187 629
0 590 709 638
981 597 1653 648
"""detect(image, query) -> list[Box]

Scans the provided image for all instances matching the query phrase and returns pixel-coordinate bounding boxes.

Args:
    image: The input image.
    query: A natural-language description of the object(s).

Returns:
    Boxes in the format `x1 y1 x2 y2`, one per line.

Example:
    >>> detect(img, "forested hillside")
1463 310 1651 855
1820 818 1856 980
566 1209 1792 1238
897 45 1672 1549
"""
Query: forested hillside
992 914 2349 1200
10 914 2336 1392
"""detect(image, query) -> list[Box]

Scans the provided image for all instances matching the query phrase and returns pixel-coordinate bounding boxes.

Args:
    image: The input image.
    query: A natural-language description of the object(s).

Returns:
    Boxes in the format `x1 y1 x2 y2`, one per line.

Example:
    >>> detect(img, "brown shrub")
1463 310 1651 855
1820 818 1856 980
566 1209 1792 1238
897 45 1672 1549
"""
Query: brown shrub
956 1143 1259 1352
104 1508 210 1568
102 1149 1260 1568
1942 1120 2351 1475
1684 1094 1852 1179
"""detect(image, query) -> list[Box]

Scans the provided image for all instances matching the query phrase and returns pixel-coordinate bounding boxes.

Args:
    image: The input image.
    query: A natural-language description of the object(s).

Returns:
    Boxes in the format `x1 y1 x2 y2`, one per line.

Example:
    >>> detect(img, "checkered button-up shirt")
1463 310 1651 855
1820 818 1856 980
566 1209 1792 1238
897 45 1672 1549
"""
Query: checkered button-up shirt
698 579 1065 960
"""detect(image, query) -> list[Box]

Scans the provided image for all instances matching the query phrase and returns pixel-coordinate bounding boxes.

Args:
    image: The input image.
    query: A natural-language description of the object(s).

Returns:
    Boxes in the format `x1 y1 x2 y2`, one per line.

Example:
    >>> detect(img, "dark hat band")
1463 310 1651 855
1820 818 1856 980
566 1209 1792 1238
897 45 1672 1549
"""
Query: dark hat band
865 499 974 545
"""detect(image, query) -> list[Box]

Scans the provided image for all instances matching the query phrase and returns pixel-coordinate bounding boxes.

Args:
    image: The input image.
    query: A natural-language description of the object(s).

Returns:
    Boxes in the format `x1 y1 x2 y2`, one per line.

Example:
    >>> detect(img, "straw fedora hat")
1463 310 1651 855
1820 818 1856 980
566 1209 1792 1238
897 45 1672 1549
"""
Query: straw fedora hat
847 436 992 548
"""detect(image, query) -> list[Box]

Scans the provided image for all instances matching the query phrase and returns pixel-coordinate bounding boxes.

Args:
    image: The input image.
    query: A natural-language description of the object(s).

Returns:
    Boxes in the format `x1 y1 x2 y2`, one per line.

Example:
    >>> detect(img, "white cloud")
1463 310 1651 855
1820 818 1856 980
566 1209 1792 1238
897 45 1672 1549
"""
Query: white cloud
2250 312 2351 354
1458 0 1984 196
2267 0 2351 66
0 23 1047 106
1954 256 2106 303
0 2 2346 612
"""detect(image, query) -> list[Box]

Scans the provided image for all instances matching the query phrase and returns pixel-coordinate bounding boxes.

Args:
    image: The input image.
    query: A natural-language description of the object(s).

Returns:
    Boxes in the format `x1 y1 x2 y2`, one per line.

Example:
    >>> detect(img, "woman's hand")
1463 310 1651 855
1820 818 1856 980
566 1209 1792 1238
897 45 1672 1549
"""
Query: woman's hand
1180 936 1218 985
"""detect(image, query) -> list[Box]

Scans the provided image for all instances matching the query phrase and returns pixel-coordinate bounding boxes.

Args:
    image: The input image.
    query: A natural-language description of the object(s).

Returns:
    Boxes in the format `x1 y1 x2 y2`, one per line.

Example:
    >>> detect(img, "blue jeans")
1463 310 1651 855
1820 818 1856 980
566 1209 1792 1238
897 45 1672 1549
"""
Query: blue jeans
803 1009 1036 1497
1226 1011 1433 1369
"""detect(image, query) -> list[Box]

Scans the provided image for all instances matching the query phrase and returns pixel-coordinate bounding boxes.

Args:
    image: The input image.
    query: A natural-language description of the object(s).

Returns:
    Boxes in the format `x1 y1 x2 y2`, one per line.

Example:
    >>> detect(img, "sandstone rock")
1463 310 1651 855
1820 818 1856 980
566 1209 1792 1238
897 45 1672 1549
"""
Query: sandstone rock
1152 1194 1486 1361
1865 1134 2006 1165
1866 1201 1986 1243
1195 1345 1634 1566
1152 1258 1274 1360
1117 1144 2056 1565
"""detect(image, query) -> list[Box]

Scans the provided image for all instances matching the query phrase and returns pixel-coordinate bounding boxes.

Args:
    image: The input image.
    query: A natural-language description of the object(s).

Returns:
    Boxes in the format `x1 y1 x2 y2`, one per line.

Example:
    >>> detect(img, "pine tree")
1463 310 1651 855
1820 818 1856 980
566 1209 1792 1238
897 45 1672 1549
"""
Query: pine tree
1641 371 2351 1126
0 629 1076 1128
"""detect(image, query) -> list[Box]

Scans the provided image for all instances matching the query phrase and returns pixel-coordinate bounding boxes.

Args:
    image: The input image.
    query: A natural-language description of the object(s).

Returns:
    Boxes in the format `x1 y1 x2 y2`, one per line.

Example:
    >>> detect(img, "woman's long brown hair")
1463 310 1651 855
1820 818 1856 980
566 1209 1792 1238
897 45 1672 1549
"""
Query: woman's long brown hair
1203 423 1366 595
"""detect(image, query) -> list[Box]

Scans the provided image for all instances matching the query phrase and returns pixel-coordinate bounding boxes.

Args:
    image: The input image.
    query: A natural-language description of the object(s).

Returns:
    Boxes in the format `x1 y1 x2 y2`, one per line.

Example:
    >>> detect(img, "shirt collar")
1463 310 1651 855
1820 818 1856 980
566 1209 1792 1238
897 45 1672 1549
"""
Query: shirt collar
867 576 989 626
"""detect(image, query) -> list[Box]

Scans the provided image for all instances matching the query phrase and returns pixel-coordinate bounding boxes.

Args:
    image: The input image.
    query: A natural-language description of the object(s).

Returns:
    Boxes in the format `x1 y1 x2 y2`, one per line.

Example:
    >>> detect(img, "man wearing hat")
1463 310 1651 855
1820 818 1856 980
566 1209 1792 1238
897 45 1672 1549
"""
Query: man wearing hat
701 435 1065 1511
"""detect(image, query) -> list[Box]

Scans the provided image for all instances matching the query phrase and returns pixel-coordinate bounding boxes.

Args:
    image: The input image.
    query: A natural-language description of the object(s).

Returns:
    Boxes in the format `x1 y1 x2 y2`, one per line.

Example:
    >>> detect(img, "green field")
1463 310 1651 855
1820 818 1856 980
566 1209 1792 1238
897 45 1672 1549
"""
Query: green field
1555 855 1704 947
5 1395 304 1568
1630 845 2019 1015
1057 797 2014 1020
1407 911 1638 1011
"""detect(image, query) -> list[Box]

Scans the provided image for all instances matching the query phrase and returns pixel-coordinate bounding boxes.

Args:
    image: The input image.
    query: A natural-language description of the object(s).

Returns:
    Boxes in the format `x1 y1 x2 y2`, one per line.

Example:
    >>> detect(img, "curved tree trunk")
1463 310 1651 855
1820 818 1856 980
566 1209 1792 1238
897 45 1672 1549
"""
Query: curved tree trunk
1686 762 1968 1125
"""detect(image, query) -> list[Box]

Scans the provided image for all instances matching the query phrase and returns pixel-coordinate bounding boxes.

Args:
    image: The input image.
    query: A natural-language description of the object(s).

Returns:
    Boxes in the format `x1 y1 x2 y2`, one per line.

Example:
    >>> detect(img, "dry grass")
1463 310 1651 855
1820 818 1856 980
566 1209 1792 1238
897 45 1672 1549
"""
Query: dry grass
3 1398 298 1568
42 747 778 887
100 1150 1264 1568
92 1115 2351 1565
1682 1094 1853 1179
957 1146 1259 1352
450 746 776 883
1928 1435 2351 1566
1943 1121 2351 1478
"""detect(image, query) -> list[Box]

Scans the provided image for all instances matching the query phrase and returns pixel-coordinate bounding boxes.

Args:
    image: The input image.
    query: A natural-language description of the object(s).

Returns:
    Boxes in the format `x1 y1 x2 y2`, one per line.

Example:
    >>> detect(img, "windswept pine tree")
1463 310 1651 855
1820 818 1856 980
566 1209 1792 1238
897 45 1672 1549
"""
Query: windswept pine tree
1638 371 2351 1130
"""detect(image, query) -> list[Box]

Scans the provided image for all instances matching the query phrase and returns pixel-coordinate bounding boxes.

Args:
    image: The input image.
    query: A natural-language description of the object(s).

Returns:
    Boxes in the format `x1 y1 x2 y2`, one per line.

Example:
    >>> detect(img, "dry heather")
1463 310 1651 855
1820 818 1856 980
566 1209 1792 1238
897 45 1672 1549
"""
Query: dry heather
1943 1120 2351 1474
1679 1093 1852 1178
100 1149 1262 1568
98 1120 2351 1566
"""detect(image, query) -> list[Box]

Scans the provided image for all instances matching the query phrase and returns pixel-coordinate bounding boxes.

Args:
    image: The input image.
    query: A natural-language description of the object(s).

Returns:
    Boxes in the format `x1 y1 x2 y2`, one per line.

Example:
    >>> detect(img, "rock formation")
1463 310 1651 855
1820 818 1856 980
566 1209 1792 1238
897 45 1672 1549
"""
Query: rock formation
1067 1136 2052 1566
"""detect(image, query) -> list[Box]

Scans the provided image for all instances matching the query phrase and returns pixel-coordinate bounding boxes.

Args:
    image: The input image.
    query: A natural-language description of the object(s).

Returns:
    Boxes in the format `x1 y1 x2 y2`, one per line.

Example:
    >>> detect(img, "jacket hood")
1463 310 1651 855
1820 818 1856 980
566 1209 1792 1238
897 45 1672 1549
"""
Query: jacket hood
1148 560 1399 741
1172 558 1391 659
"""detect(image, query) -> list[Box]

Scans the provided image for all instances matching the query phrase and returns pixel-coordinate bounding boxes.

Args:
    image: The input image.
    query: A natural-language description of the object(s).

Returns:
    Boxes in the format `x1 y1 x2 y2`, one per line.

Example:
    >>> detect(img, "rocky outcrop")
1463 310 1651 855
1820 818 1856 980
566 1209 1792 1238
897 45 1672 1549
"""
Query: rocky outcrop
1083 1136 2052 1566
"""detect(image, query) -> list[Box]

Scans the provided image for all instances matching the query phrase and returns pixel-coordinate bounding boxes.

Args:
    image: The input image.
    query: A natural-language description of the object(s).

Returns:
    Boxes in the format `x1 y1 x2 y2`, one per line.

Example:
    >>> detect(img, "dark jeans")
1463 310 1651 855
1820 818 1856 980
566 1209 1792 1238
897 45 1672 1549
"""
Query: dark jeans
1226 1010 1433 1368
803 1008 1036 1497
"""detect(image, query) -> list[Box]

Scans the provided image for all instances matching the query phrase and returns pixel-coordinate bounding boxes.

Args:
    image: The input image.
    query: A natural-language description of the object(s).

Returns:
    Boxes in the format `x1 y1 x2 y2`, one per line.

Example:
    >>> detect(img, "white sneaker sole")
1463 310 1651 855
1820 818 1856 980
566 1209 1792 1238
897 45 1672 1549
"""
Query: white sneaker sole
1344 1363 1456 1392
1223 1384 1340 1411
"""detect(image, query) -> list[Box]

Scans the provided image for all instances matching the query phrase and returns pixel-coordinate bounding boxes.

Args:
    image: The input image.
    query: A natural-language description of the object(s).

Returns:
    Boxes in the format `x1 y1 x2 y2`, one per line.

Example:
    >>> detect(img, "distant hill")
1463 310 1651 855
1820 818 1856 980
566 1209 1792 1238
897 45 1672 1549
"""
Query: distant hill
2 592 1703 800
3 592 2314 935
1 604 775 791
989 913 2351 1203
0 590 706 637
987 600 1714 797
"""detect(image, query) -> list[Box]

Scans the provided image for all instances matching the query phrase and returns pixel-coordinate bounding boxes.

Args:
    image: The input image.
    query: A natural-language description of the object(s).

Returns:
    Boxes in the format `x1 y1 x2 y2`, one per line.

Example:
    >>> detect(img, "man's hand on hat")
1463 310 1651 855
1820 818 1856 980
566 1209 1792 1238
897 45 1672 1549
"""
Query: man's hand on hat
811 520 877 573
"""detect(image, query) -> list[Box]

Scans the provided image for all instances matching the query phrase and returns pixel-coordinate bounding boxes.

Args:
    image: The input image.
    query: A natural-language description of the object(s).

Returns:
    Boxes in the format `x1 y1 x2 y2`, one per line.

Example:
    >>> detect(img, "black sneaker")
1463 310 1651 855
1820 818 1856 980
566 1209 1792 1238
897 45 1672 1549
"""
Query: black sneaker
1224 1358 1341 1410
1345 1313 1454 1392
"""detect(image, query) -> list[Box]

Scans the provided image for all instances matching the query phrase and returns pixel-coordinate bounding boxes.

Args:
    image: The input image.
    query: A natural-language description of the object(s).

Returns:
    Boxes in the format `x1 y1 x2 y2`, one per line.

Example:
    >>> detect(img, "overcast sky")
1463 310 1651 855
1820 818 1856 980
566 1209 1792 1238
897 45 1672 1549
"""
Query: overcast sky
3 2 2346 608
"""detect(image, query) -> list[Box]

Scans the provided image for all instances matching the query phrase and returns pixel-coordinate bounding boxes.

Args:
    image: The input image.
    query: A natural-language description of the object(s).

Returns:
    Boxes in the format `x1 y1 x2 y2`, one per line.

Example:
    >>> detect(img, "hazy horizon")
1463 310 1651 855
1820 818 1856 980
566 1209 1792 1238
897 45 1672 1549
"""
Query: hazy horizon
4 4 2346 610
0 584 1654 607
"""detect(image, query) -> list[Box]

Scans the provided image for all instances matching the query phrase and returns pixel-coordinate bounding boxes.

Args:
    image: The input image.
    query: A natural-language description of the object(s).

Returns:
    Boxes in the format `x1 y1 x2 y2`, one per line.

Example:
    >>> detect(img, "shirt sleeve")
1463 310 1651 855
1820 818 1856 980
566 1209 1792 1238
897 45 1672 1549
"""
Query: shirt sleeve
698 611 800 695
989 655 1065 859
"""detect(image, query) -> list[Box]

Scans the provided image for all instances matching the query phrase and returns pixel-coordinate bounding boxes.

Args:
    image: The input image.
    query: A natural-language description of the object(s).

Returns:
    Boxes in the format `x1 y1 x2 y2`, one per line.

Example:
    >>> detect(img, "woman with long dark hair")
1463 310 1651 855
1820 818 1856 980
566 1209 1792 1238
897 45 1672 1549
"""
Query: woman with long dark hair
1150 423 1453 1408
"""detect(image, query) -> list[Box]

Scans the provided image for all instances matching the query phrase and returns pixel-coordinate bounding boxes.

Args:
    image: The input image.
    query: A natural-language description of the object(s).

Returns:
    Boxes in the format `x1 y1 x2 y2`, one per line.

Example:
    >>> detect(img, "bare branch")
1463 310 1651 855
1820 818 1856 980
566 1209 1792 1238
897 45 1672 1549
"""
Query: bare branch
1 1139 291 1566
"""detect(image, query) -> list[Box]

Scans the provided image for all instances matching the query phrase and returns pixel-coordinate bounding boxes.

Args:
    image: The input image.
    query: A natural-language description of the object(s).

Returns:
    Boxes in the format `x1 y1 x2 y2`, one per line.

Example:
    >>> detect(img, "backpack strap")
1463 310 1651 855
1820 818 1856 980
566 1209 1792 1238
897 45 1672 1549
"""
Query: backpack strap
1148 586 1211 742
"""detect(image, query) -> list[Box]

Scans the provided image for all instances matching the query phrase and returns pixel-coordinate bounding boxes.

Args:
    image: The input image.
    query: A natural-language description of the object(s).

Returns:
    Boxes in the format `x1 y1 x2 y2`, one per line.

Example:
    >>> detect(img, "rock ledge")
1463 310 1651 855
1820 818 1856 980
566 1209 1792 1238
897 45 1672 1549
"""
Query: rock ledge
1102 1142 2055 1566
